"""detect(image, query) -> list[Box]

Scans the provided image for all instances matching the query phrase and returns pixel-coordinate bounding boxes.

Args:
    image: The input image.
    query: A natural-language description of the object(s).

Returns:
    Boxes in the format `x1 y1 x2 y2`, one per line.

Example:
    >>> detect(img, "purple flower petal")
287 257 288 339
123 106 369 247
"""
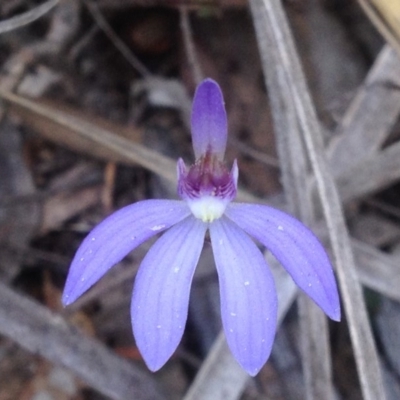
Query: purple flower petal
225 204 341 321
131 216 206 371
62 200 190 305
191 78 227 160
210 217 277 376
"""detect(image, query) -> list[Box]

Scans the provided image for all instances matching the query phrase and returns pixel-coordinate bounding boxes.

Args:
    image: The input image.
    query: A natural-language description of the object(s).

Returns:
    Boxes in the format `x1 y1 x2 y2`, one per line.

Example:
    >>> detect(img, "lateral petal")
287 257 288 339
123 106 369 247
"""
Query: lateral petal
225 203 341 321
131 216 206 371
62 200 190 305
210 217 277 376
191 78 227 160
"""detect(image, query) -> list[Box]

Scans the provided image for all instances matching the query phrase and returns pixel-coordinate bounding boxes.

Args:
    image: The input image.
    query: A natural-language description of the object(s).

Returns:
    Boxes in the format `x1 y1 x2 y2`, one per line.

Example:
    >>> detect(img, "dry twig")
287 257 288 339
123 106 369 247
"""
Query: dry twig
249 1 334 398
180 6 204 85
249 1 385 399
0 0 59 34
0 281 164 400
83 0 151 77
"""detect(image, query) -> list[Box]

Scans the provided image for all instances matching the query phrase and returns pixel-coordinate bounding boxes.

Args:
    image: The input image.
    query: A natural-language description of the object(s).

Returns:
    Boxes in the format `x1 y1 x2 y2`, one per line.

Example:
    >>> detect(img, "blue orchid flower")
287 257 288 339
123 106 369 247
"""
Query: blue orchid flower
62 78 340 376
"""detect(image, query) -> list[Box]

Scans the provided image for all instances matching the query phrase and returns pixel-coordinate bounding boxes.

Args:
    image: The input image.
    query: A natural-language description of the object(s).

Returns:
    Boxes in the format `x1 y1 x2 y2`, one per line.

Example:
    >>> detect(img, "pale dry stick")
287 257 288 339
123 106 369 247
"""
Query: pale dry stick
229 137 280 168
356 0 400 56
268 62 310 214
352 239 400 302
0 281 164 400
254 7 334 400
328 46 400 175
180 6 204 85
317 219 400 301
366 198 400 221
68 24 100 62
184 333 248 400
0 89 259 204
0 89 175 182
83 0 151 77
297 295 333 400
310 219 400 303
0 51 33 122
337 138 400 203
0 0 59 34
284 87 334 400
249 1 386 399
348 212 400 247
179 6 205 134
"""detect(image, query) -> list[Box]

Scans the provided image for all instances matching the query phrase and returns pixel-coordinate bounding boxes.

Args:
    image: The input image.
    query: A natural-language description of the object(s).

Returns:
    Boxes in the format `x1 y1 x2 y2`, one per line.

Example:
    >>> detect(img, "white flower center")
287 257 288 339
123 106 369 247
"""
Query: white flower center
187 195 228 223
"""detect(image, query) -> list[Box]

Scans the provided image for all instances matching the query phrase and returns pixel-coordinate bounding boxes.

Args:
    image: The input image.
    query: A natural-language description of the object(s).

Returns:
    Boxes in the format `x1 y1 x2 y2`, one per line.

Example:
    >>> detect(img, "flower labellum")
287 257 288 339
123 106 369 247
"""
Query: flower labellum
63 78 341 376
